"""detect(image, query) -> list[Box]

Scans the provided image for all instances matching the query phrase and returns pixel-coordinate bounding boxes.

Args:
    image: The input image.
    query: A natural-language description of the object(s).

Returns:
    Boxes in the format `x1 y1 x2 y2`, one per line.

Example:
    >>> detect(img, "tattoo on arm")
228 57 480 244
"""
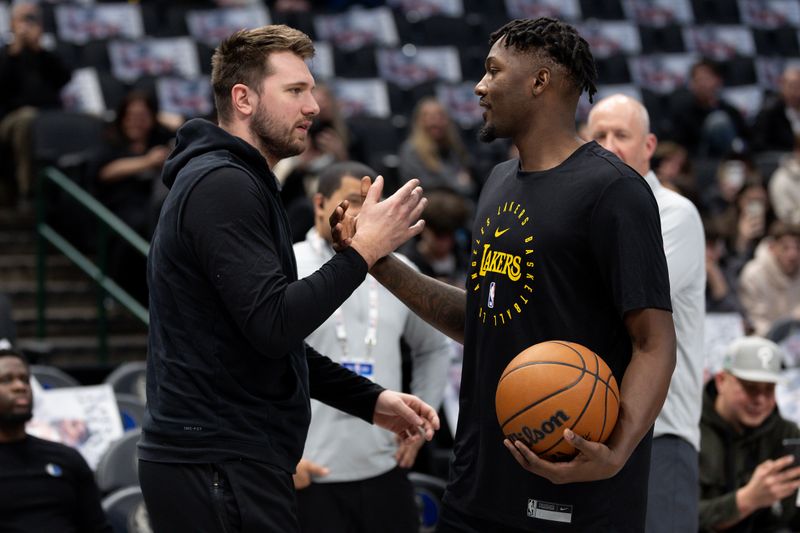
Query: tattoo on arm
371 255 466 343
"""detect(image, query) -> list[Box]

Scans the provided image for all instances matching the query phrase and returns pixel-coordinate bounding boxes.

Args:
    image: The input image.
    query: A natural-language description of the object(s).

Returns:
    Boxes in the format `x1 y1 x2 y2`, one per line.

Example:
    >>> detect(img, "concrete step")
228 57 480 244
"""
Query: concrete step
0 253 84 282
1 279 99 308
12 305 147 337
17 334 148 365
0 230 38 254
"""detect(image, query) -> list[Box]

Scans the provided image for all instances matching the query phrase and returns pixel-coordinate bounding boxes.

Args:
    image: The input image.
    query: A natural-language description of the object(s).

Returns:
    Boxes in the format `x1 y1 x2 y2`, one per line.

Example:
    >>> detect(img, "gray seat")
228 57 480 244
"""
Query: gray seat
102 485 152 533
105 362 147 404
115 393 146 432
96 427 141 495
30 364 80 389
409 472 447 533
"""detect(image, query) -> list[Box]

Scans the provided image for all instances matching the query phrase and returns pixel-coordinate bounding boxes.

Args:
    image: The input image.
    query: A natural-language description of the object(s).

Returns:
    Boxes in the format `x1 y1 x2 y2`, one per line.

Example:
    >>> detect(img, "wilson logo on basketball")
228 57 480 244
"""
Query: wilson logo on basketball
506 409 570 446
471 200 535 327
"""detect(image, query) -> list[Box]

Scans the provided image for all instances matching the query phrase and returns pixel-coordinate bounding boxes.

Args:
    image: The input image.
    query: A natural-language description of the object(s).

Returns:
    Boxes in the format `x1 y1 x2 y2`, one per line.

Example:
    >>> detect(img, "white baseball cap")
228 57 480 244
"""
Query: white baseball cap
723 336 785 383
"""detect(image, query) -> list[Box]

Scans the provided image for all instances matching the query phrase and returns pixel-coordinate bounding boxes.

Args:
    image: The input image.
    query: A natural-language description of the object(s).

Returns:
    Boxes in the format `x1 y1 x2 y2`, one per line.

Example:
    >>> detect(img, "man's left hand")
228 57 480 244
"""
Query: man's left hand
503 428 625 484
395 435 425 469
374 390 439 444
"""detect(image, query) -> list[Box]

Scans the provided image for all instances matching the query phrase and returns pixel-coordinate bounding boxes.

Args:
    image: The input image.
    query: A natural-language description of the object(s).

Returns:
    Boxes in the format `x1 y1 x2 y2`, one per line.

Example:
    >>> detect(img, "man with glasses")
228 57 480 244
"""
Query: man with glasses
699 336 800 532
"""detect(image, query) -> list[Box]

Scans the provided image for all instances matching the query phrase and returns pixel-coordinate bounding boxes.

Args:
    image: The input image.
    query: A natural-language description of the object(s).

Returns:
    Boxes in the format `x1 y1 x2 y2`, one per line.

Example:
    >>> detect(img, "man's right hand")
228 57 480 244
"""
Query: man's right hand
737 455 800 515
345 176 426 267
293 459 329 490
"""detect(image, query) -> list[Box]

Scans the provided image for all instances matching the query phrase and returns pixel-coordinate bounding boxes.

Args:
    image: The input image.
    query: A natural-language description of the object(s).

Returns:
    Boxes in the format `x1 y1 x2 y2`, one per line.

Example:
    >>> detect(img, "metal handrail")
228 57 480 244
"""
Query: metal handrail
35 166 149 362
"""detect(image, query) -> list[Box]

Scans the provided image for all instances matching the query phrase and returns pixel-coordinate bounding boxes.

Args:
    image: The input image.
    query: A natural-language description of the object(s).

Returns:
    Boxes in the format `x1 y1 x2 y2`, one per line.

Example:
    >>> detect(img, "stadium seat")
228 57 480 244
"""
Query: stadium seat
96 428 141 494
102 485 152 533
115 393 146 431
691 0 742 24
720 57 757 86
595 55 632 85
409 472 447 533
30 364 80 389
639 24 686 54
752 28 800 56
579 0 624 19
766 317 800 345
104 361 147 404
333 45 378 78
31 111 106 171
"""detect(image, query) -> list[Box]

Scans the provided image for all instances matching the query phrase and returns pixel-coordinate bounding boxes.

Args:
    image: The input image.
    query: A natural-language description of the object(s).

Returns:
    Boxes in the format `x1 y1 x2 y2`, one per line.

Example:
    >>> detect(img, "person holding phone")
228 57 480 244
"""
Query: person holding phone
699 336 800 532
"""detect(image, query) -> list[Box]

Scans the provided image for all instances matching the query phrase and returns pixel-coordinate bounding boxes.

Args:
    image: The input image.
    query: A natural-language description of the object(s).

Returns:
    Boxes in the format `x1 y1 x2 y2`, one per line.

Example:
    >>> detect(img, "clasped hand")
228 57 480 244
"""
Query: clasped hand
504 429 625 484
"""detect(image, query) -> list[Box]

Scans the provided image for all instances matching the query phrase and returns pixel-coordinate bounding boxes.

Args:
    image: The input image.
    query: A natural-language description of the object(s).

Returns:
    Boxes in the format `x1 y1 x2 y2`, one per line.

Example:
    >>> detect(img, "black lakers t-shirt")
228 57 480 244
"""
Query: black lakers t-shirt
444 142 672 532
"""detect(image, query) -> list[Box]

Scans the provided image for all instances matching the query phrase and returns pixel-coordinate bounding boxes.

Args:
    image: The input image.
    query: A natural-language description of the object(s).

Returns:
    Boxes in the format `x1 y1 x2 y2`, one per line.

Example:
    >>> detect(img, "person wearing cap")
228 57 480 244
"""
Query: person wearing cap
699 336 800 532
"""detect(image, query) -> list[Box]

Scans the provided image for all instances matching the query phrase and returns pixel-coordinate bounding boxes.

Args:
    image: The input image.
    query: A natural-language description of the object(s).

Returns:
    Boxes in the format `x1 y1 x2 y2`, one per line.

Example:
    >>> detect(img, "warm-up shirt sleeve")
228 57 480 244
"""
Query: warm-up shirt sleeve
306 342 384 422
182 167 369 357
589 177 672 316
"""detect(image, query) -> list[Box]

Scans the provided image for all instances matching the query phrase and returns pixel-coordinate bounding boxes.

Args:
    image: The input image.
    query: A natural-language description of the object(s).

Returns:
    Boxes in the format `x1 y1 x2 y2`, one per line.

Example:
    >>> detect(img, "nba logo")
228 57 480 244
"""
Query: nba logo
488 282 496 309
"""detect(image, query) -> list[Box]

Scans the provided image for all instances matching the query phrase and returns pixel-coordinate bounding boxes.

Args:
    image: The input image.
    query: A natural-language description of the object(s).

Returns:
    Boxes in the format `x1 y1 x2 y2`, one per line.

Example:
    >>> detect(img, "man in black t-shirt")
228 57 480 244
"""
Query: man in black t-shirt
333 17 676 532
0 349 111 533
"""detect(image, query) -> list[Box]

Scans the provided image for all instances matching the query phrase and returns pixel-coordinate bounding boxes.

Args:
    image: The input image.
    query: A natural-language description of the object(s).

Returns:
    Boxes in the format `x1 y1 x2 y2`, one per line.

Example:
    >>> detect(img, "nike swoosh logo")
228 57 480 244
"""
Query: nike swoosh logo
494 227 510 238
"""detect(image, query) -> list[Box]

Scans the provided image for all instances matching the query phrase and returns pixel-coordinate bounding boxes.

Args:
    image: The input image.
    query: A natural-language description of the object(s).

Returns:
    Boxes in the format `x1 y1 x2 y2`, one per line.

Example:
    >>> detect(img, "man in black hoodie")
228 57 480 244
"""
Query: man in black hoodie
138 25 439 533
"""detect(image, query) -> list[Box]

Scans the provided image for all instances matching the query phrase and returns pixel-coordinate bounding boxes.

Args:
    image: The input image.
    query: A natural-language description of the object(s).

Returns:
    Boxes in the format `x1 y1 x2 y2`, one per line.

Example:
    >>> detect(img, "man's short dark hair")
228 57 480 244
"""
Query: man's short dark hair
690 58 722 79
489 17 598 102
211 25 315 123
769 220 800 240
0 348 28 368
317 161 376 198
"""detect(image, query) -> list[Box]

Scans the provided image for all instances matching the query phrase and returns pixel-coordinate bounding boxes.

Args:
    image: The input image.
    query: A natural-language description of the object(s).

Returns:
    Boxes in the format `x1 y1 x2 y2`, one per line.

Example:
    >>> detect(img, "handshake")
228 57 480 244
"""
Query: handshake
329 176 427 268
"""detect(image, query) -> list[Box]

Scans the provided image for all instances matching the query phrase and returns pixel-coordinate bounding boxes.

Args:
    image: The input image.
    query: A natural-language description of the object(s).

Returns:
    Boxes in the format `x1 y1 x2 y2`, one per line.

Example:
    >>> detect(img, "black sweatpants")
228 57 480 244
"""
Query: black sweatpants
139 459 299 533
296 467 419 533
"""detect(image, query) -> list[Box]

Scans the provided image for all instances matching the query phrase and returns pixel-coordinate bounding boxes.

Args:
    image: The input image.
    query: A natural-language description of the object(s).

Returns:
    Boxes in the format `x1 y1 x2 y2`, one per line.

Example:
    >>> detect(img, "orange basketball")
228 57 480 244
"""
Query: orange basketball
495 340 619 462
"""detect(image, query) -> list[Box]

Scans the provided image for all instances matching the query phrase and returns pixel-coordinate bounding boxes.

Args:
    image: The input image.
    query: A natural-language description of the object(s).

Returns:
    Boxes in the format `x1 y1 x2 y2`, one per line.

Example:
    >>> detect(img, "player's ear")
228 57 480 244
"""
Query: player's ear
313 193 326 218
531 68 550 96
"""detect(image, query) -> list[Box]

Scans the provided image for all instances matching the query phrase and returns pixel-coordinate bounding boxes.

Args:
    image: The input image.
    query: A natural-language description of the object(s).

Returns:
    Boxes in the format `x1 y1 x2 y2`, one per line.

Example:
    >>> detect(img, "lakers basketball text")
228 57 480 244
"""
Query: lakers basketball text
472 201 535 326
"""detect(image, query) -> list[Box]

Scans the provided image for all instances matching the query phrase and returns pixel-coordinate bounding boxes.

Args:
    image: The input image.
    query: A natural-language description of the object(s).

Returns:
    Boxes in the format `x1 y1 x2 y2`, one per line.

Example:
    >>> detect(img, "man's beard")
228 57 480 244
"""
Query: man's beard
0 410 32 428
478 123 497 143
250 104 305 161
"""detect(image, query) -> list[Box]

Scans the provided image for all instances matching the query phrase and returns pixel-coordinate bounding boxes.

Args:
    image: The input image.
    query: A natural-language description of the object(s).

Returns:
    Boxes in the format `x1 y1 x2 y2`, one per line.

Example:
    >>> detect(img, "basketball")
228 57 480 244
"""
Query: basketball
495 340 620 462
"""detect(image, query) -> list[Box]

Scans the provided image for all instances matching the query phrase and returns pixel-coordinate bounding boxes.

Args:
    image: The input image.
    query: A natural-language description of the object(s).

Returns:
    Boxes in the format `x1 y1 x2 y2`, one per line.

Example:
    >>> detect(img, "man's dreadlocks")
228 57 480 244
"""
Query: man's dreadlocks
490 17 598 102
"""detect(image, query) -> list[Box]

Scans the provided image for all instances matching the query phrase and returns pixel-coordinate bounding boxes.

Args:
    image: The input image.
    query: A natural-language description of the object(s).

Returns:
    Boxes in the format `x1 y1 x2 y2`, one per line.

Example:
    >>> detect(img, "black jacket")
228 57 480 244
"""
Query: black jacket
752 96 796 153
139 119 383 472
699 381 800 532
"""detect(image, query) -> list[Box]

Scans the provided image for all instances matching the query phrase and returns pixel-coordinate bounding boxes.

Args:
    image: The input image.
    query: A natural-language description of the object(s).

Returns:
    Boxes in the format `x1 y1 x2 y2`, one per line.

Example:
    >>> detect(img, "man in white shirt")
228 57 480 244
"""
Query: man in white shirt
293 161 452 533
587 94 707 533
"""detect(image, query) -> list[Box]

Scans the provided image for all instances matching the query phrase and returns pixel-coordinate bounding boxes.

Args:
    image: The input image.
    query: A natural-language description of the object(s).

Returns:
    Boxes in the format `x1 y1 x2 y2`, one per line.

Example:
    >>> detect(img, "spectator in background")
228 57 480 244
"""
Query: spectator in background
701 156 762 217
293 161 451 533
704 217 748 318
699 337 800 533
708 176 771 280
0 1 72 208
668 58 749 158
0 349 111 532
752 67 800 153
738 221 800 336
399 97 476 199
651 140 697 201
94 90 174 304
399 187 470 287
769 135 800 226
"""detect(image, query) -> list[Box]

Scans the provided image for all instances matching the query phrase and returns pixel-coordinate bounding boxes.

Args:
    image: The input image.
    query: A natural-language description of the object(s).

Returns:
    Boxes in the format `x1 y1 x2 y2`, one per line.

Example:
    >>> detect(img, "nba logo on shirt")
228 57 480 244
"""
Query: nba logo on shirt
488 282 496 309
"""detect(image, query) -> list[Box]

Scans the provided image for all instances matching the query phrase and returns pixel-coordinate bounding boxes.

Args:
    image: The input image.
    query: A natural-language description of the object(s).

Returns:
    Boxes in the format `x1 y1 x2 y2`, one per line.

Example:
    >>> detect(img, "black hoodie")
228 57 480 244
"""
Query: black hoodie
139 119 383 472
